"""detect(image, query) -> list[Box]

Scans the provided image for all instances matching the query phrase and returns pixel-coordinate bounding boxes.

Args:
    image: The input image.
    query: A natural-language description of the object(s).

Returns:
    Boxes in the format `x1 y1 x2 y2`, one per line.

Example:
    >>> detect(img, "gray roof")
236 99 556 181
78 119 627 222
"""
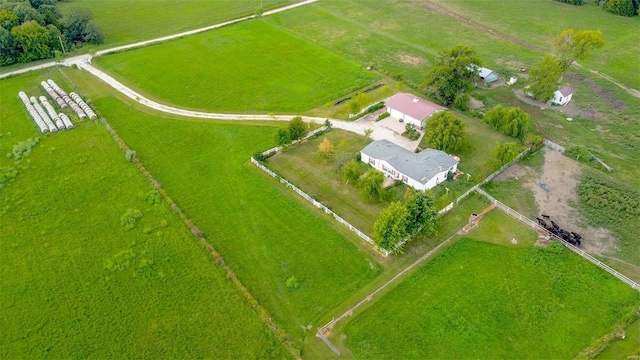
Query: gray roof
361 140 458 185
558 86 573 97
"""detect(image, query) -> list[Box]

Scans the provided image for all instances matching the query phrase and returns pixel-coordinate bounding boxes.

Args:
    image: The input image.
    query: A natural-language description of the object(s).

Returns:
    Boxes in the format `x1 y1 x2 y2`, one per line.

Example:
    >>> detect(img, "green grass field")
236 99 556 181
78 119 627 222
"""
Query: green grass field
55 73 385 346
430 0 640 90
94 19 378 113
57 0 293 47
0 69 288 358
342 213 640 359
267 0 542 89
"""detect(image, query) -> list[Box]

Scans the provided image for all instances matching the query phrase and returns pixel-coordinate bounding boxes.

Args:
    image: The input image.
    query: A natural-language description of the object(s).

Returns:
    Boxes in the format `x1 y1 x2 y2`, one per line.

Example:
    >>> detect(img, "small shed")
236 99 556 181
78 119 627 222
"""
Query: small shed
468 65 499 83
385 93 446 130
552 86 573 106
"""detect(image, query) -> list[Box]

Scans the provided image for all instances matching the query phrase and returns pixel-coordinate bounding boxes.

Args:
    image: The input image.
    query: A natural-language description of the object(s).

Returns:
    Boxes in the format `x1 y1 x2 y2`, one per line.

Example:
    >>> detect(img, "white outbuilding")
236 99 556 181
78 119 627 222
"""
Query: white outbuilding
385 93 446 130
551 86 574 106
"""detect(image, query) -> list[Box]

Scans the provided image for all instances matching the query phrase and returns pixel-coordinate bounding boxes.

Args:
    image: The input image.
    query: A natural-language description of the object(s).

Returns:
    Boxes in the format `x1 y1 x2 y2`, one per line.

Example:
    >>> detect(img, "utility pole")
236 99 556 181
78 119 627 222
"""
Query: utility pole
58 35 67 54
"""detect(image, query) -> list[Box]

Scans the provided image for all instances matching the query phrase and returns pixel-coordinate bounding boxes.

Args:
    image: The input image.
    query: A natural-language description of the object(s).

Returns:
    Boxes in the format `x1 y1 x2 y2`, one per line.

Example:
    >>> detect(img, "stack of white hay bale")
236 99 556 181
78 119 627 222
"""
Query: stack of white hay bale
18 79 99 134
18 91 48 134
70 92 97 120
47 79 87 119
30 95 57 133
41 81 67 109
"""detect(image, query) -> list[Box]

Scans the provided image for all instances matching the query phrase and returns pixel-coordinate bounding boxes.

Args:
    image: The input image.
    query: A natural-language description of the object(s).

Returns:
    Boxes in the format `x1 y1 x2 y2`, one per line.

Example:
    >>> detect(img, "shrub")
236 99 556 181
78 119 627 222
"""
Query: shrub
402 124 421 141
359 169 386 202
125 149 136 162
488 142 526 170
605 0 636 16
366 101 385 114
453 93 471 111
376 112 390 121
253 151 266 161
120 209 143 230
288 116 306 141
10 137 39 161
285 276 299 290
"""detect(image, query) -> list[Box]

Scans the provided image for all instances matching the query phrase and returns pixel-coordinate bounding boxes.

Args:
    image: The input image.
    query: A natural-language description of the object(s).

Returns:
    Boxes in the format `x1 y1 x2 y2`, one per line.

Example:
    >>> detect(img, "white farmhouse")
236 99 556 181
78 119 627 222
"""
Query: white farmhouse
360 139 459 191
385 93 445 130
551 86 573 106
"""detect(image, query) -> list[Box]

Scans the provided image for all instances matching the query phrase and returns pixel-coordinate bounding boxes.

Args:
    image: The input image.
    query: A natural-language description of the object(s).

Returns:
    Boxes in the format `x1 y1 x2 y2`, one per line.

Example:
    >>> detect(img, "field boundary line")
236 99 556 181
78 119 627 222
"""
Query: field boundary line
99 117 302 359
316 228 466 347
474 187 640 292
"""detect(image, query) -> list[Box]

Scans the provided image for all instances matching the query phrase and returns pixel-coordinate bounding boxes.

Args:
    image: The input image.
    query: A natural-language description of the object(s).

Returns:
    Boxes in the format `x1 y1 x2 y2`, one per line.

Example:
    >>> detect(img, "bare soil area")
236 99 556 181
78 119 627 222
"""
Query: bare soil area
499 148 619 257
400 54 426 66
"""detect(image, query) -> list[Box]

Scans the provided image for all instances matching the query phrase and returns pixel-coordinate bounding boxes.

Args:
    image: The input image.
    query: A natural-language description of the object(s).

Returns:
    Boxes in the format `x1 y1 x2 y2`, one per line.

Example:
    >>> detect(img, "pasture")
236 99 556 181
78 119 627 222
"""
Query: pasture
0 70 288 358
341 214 640 359
267 0 542 89
57 0 293 47
94 19 378 113
430 0 640 90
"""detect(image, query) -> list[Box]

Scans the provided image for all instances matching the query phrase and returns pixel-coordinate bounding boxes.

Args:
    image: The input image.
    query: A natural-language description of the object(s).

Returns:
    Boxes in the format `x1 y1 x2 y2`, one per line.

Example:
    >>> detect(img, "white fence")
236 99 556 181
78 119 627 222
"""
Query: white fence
543 139 565 153
475 188 640 292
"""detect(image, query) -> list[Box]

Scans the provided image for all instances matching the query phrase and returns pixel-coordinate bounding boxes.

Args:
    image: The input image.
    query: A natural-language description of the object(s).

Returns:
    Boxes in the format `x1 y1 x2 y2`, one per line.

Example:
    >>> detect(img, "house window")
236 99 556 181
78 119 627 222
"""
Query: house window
369 159 376 166
403 176 408 183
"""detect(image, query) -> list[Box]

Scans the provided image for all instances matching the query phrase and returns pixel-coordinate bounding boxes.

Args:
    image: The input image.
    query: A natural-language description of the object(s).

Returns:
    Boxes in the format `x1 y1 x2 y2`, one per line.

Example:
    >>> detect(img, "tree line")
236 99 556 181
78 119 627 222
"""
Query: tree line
556 0 638 17
0 0 104 67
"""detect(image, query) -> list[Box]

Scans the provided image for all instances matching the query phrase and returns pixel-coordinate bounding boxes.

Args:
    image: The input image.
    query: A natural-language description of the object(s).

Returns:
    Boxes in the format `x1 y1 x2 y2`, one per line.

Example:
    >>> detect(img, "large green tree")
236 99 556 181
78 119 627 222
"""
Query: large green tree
425 111 467 153
372 201 408 251
341 160 362 185
288 116 306 141
274 127 291 146
489 142 526 170
424 45 481 107
359 169 385 201
528 54 563 102
551 29 606 71
405 191 438 237
11 20 52 62
484 105 530 139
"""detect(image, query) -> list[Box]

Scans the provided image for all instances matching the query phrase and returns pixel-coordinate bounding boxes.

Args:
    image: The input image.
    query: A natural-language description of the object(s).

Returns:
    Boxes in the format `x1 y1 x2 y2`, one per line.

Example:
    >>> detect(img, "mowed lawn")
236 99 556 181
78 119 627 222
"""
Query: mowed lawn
95 19 378 113
342 212 640 359
86 93 383 342
0 70 288 358
267 130 388 236
58 0 293 47
430 0 640 90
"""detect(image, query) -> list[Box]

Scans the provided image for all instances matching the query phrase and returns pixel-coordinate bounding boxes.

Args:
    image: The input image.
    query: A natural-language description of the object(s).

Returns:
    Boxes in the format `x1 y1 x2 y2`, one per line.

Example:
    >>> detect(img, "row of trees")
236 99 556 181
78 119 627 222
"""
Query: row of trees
529 29 605 102
0 1 104 66
372 191 438 251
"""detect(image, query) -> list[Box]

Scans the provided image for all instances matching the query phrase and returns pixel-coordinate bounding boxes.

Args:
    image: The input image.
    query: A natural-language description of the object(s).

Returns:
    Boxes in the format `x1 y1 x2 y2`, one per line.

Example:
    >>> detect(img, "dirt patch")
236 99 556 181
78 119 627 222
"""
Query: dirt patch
400 54 426 66
525 148 618 256
469 97 484 110
492 163 532 182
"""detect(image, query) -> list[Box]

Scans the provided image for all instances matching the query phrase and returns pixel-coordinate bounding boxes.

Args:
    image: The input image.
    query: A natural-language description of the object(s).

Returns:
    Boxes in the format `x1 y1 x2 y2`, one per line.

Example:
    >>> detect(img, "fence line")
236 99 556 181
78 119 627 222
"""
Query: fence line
543 139 565 153
475 188 640 292
251 157 390 257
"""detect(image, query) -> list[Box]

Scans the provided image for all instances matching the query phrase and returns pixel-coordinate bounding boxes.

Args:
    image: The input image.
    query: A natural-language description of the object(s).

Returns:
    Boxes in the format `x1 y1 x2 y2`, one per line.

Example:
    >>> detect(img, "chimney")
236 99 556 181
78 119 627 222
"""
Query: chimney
439 164 443 171
413 98 419 103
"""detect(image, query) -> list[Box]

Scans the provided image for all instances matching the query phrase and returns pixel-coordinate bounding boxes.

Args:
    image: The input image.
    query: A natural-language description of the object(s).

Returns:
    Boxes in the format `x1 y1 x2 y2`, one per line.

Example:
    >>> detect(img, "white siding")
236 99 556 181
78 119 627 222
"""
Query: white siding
388 107 404 121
